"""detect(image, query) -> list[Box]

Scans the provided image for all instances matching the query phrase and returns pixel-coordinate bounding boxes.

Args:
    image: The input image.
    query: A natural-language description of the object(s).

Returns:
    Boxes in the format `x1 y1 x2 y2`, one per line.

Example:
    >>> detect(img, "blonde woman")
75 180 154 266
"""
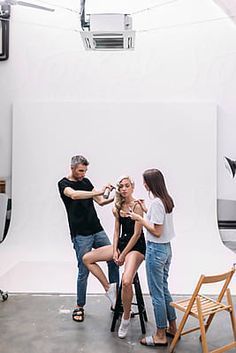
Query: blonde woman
83 176 146 338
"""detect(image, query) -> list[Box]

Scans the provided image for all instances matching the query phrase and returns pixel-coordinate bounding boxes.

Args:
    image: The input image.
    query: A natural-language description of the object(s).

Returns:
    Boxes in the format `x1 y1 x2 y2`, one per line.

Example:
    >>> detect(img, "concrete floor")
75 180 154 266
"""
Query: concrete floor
0 293 236 353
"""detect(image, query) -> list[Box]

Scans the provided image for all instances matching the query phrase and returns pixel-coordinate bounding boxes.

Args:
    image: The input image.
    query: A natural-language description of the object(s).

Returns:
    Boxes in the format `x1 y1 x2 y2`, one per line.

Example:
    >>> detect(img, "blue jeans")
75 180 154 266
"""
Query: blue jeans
72 230 119 307
146 241 176 329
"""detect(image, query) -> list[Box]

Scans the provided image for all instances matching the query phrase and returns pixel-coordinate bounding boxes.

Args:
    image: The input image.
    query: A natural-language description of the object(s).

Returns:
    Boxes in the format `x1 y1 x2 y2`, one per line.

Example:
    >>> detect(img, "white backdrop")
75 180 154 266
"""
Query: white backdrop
0 102 235 294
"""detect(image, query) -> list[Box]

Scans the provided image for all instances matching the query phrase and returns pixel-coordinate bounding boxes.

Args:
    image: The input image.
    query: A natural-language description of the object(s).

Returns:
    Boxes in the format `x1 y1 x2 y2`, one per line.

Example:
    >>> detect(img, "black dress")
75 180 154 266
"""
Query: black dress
118 215 146 256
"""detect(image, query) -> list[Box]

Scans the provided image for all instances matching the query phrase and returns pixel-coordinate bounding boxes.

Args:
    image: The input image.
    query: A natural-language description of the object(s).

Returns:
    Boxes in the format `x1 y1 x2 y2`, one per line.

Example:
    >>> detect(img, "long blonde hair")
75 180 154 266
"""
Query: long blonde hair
114 176 135 215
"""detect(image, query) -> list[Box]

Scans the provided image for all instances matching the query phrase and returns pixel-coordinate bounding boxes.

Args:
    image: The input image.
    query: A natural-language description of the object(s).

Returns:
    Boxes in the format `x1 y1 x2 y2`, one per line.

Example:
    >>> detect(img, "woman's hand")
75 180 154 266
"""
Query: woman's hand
117 253 125 266
134 199 147 213
128 211 143 222
113 249 120 264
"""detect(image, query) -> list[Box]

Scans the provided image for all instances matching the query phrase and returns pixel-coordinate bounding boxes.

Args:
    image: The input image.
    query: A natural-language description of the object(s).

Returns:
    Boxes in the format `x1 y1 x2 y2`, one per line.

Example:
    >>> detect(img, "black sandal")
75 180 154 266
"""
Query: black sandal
72 307 84 322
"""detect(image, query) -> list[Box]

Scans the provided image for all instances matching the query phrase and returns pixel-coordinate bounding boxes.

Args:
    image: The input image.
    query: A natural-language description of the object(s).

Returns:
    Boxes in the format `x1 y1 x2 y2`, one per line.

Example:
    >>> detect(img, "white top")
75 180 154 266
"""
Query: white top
145 197 175 243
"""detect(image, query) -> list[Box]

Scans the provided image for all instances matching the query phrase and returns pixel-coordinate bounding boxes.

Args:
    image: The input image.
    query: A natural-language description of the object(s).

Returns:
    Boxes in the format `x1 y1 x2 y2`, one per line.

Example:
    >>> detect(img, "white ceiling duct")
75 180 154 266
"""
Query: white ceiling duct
80 13 135 51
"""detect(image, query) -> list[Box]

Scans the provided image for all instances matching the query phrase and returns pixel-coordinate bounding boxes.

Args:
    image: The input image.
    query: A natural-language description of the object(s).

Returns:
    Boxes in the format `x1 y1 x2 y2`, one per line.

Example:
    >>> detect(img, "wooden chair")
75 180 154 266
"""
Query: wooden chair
169 267 236 353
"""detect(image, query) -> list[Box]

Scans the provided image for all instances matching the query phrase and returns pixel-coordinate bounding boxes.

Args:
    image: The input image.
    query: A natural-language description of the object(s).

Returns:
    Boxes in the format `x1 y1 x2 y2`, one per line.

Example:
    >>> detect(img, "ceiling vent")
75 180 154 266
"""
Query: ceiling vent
80 13 135 51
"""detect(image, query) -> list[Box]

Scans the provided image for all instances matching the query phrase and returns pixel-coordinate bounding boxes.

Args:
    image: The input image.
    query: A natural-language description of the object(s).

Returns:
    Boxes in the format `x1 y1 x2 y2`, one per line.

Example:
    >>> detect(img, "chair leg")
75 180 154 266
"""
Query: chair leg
169 311 189 353
226 288 236 340
197 297 208 353
110 282 122 332
203 312 216 336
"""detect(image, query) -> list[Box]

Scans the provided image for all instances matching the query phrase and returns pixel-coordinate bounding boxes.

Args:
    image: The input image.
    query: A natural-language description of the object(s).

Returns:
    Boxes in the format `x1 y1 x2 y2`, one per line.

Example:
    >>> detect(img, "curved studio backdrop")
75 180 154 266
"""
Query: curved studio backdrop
0 101 235 294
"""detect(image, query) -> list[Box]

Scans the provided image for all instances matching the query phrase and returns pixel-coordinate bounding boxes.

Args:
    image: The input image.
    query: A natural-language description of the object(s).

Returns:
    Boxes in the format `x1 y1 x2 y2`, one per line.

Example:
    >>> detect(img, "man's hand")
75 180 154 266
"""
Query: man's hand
94 186 106 196
93 185 115 205
107 183 115 191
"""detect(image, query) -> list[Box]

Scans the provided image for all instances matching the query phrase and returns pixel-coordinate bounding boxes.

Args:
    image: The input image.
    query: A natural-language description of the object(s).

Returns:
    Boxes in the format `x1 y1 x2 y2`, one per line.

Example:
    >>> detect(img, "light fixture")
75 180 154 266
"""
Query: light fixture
224 156 236 178
80 0 135 51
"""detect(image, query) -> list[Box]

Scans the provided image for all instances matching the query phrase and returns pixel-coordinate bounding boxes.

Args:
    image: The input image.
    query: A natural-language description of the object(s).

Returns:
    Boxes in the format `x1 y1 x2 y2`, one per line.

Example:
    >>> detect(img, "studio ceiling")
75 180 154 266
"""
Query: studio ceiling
214 0 236 23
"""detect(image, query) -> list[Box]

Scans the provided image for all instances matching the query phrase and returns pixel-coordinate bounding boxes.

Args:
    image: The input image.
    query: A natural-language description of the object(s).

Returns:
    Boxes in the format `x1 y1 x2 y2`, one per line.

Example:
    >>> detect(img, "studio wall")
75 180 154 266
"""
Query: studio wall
1 0 236 185
1 1 236 296
0 101 235 295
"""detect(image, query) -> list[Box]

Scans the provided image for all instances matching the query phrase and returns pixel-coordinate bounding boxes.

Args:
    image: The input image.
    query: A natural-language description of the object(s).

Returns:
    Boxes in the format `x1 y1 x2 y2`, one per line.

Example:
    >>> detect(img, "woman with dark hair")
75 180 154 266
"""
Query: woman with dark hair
83 176 146 338
129 168 177 347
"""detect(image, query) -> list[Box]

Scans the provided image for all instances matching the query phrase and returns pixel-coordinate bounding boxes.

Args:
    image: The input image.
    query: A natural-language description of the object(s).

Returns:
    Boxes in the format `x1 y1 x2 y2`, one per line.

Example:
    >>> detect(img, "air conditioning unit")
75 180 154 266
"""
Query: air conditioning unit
80 13 135 51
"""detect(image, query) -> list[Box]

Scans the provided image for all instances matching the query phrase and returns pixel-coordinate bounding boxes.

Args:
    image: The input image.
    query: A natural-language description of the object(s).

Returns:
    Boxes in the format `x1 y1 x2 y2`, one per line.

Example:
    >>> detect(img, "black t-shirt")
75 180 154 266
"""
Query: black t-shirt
58 177 103 237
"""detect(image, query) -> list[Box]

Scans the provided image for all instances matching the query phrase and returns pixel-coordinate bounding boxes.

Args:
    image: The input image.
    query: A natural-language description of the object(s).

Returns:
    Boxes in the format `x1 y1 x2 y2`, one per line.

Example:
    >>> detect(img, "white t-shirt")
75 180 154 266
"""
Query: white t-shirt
145 197 175 243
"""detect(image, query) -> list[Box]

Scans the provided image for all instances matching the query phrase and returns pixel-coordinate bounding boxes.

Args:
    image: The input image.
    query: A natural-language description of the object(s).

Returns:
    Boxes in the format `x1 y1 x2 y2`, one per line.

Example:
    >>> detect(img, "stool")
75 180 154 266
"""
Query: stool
110 272 148 334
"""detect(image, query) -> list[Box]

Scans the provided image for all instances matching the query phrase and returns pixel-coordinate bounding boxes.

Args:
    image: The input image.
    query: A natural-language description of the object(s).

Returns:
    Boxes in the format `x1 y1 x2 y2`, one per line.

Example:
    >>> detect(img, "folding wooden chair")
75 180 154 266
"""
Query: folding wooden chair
169 267 236 353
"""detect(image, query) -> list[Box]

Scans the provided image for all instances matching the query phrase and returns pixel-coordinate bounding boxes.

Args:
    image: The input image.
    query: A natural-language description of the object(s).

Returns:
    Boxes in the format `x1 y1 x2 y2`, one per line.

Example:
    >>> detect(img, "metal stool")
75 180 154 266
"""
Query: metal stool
110 272 147 334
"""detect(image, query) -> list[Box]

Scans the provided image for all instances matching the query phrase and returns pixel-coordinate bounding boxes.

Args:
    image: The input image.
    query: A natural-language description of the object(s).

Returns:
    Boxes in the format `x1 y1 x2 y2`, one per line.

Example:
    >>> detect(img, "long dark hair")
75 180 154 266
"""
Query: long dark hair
143 169 174 213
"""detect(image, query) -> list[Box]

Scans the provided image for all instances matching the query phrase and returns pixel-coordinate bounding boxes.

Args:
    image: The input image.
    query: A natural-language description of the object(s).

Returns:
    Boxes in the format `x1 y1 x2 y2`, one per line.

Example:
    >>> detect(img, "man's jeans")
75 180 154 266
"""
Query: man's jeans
72 230 119 307
146 241 176 329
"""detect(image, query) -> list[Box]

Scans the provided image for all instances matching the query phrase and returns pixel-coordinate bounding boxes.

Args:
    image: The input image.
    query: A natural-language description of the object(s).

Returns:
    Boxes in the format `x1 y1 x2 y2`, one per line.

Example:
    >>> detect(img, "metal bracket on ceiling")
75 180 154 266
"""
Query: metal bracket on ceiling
0 3 10 61
80 0 89 30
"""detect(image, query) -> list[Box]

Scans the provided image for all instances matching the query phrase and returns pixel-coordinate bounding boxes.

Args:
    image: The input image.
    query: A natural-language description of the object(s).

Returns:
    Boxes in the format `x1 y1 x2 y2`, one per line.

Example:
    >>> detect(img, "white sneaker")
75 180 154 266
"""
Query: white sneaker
105 283 117 309
118 316 130 339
